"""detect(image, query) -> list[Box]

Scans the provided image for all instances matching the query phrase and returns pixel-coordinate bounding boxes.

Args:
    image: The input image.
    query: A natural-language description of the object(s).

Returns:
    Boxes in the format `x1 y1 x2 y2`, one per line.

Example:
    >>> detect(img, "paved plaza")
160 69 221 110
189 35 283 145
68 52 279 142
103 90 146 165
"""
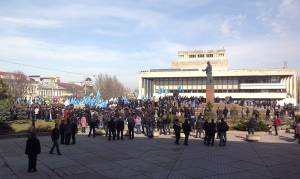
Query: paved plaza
0 131 299 179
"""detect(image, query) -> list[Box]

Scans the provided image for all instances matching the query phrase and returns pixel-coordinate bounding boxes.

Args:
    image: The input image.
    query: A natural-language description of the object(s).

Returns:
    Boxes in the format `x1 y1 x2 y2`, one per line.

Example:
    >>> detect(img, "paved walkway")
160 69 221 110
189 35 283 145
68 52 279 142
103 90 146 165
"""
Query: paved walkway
0 131 299 179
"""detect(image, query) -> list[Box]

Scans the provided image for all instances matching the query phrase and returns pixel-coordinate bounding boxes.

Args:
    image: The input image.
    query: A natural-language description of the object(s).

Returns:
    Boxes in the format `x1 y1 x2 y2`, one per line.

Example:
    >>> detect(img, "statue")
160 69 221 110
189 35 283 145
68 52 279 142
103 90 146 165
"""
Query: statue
202 61 213 85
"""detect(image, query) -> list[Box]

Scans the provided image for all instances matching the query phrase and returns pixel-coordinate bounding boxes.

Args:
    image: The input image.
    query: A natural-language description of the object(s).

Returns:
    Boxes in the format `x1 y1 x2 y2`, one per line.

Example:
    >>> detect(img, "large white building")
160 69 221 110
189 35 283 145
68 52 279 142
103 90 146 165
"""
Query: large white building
138 49 299 102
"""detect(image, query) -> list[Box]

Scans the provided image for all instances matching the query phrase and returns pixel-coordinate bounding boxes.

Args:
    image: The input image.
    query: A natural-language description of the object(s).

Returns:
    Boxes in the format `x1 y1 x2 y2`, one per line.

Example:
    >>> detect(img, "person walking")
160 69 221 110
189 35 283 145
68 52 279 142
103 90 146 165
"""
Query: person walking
25 132 41 173
173 118 181 145
182 119 191 146
273 114 282 136
49 124 62 155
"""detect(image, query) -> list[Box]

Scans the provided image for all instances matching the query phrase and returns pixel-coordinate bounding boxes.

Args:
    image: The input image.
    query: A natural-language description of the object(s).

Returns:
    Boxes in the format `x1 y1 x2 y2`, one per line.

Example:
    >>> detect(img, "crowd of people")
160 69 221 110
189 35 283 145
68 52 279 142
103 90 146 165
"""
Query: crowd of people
22 96 300 173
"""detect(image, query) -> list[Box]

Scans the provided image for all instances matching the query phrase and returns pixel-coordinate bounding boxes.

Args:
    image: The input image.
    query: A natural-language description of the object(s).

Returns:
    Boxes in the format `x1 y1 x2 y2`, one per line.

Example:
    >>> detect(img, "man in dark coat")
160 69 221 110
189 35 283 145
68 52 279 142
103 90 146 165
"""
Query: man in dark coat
50 124 62 155
208 119 216 146
71 117 78 144
116 115 124 140
59 120 65 144
88 112 97 137
182 119 191 145
108 115 116 140
217 118 229 146
64 120 72 145
173 118 181 145
127 114 135 140
203 119 209 145
25 132 41 172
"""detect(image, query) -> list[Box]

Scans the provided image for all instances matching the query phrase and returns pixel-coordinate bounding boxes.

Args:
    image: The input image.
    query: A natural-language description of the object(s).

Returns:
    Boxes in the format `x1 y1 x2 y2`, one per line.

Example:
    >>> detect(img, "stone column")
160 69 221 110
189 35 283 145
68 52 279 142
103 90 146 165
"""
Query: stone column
206 84 215 103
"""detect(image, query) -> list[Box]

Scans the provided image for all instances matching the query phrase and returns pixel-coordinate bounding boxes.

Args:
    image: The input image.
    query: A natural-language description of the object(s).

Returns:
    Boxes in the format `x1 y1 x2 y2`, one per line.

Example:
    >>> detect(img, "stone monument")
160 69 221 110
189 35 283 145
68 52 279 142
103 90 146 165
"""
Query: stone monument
202 61 214 103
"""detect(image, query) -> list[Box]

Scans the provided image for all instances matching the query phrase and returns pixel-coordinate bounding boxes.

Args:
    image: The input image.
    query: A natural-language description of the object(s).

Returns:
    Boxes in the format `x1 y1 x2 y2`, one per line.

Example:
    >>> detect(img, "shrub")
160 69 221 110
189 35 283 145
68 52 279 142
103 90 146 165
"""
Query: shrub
233 120 247 131
233 119 270 132
255 120 270 132
206 102 213 112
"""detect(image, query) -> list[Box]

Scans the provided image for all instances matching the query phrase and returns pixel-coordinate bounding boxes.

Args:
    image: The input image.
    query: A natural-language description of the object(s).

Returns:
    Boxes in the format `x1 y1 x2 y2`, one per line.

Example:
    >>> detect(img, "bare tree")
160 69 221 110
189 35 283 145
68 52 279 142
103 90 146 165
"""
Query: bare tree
94 73 128 99
3 71 30 100
0 78 9 100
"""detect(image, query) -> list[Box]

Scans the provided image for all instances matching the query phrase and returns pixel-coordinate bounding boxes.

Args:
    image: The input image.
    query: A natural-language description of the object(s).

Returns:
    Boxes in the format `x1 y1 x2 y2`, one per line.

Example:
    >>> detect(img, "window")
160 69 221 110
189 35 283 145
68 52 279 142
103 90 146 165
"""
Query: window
206 54 213 57
178 55 184 58
189 54 196 58
198 54 205 58
218 53 224 57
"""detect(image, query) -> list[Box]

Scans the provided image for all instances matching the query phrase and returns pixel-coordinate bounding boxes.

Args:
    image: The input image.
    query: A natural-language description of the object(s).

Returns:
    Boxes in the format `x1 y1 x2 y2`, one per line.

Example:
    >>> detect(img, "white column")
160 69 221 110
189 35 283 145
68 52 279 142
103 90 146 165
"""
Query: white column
287 76 291 96
138 77 143 98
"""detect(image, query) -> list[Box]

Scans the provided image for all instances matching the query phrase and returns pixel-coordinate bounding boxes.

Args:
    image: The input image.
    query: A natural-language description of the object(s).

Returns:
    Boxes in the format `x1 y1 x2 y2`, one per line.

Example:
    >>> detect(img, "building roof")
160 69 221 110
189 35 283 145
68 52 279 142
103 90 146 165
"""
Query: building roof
0 71 36 82
59 82 84 91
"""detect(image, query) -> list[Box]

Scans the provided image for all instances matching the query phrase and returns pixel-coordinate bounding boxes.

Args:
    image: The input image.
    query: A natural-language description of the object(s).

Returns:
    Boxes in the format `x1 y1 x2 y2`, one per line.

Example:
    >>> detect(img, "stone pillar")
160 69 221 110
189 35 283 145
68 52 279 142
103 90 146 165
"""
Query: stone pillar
206 84 215 103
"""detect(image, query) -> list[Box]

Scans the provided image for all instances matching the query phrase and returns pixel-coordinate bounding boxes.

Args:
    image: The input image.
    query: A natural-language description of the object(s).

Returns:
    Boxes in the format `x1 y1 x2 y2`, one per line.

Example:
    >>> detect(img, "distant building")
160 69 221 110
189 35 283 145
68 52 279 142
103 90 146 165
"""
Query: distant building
29 75 85 98
139 49 299 102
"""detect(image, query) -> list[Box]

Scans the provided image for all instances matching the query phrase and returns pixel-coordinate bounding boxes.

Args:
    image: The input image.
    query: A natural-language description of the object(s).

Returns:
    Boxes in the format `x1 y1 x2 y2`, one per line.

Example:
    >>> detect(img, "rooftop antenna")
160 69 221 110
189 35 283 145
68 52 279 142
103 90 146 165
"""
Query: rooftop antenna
283 61 287 68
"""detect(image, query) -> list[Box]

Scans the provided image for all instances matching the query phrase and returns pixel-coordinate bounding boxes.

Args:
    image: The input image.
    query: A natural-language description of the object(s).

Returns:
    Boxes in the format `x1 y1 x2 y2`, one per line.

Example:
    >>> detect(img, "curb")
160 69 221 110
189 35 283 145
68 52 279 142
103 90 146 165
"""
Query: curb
0 132 50 139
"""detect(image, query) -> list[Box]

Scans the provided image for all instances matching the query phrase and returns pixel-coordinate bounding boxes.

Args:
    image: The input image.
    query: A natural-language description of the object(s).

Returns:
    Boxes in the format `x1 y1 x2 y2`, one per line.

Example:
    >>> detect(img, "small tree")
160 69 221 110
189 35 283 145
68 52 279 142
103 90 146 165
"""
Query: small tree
204 102 216 121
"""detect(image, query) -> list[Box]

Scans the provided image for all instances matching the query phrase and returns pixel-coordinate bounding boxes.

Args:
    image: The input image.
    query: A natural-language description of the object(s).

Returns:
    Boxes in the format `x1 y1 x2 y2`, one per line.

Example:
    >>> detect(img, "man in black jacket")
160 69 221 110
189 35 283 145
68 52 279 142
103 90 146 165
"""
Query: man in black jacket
127 114 135 140
108 115 116 140
182 119 191 146
208 119 216 146
217 118 229 146
203 120 209 145
173 118 181 145
116 115 124 140
70 117 78 144
25 132 41 172
50 124 62 155
64 120 72 145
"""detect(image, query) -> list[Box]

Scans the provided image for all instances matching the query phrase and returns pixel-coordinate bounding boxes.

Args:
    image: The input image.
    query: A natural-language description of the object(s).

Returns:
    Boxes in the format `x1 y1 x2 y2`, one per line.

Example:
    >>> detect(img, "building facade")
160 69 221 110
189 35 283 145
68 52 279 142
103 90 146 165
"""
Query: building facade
139 49 299 102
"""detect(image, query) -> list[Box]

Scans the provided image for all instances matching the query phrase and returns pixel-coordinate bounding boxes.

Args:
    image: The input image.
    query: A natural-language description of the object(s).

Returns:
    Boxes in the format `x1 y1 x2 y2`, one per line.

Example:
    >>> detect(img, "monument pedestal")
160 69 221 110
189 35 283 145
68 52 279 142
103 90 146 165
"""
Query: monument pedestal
206 84 215 103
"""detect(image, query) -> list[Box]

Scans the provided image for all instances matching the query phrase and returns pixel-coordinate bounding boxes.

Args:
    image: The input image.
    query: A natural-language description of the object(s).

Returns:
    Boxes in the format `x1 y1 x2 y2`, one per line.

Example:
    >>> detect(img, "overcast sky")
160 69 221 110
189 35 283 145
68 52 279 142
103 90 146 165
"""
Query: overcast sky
0 0 299 89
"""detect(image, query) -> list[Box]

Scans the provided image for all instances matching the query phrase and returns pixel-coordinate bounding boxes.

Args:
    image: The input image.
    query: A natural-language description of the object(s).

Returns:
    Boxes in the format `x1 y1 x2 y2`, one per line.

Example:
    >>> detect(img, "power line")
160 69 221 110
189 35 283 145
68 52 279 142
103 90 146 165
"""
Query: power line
0 58 94 77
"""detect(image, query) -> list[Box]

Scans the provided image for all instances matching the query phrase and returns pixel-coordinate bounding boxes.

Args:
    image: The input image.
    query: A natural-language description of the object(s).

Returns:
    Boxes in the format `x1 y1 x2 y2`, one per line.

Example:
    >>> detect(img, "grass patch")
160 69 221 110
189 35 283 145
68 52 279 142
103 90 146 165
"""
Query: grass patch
0 119 55 134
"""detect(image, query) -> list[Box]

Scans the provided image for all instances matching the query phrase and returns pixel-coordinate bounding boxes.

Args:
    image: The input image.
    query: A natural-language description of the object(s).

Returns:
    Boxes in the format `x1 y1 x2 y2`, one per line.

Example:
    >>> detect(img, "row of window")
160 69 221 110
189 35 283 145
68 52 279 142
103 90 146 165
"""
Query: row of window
183 53 225 58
